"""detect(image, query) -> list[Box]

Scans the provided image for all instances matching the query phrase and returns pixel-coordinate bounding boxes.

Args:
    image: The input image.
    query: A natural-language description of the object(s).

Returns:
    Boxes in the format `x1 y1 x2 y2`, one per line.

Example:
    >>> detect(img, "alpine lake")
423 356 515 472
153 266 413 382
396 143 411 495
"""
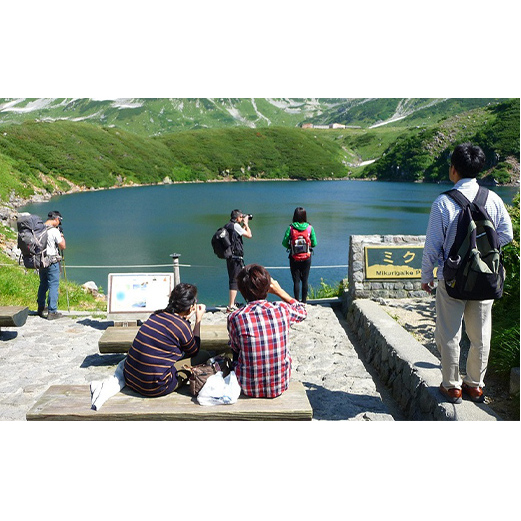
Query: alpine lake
20 180 518 307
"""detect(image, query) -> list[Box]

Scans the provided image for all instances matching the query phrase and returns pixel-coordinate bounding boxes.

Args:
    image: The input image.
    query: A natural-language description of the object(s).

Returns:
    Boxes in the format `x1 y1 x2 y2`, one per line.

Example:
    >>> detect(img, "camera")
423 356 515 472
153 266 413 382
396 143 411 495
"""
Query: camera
242 213 253 221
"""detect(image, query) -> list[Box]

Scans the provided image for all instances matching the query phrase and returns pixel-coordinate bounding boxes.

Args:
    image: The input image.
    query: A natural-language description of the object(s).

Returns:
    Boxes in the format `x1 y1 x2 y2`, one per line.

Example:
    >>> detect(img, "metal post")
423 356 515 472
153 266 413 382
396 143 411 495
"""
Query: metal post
170 253 181 286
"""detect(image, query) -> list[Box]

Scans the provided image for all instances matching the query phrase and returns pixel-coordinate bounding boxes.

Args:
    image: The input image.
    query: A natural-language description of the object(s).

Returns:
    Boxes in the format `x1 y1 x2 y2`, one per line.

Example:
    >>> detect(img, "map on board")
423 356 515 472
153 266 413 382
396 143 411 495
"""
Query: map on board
107 273 174 314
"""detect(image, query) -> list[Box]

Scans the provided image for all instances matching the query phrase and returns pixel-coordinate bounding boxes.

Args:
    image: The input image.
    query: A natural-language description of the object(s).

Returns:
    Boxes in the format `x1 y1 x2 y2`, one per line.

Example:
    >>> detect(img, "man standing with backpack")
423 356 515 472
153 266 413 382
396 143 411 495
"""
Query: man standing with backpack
421 143 513 404
224 209 252 312
37 211 66 320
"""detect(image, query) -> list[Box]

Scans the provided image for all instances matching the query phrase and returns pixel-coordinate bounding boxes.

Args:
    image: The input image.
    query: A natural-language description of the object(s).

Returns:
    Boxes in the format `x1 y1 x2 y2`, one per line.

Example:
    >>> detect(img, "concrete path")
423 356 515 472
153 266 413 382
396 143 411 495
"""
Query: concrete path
0 304 395 421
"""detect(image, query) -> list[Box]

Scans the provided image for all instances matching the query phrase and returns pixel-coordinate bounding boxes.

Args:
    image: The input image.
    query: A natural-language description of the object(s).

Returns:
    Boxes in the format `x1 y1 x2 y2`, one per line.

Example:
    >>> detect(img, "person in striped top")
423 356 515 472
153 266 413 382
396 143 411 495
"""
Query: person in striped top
123 283 210 397
227 264 308 398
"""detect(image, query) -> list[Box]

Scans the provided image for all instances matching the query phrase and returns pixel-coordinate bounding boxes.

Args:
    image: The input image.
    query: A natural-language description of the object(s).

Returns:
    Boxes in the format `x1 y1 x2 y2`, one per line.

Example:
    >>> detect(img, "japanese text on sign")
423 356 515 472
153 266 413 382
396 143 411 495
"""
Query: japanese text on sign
365 246 424 279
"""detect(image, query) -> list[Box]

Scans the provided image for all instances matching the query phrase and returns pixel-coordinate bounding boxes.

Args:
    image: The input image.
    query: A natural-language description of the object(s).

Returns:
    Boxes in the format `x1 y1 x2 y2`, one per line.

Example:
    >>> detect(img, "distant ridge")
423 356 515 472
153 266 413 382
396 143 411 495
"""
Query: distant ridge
0 98 503 136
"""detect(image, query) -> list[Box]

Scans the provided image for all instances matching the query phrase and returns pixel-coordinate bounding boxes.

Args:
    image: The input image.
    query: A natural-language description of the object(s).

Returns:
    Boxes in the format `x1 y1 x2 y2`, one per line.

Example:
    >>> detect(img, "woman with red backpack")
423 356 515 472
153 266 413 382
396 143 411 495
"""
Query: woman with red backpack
282 207 317 303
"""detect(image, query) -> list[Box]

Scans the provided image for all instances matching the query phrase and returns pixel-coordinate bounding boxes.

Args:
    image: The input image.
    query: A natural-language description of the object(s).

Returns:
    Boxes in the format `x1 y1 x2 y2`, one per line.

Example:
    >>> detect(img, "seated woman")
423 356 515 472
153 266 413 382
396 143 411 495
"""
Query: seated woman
123 282 210 397
227 264 307 398
90 283 210 410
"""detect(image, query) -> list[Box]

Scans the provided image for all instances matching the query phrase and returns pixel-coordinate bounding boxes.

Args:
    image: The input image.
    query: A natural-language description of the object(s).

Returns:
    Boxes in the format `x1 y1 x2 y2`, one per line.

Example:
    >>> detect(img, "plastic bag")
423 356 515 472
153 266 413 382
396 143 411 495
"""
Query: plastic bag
197 370 241 406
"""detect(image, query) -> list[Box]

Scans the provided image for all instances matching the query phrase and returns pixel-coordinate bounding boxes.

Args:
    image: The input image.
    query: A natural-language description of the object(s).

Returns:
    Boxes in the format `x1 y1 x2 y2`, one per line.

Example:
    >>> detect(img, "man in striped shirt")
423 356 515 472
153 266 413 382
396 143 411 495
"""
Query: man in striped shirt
421 143 513 404
227 264 307 398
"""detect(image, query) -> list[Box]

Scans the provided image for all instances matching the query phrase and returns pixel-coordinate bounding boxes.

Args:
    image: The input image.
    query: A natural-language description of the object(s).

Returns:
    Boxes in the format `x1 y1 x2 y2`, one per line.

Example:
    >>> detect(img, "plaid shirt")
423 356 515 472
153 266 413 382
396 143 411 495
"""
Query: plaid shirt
227 299 307 397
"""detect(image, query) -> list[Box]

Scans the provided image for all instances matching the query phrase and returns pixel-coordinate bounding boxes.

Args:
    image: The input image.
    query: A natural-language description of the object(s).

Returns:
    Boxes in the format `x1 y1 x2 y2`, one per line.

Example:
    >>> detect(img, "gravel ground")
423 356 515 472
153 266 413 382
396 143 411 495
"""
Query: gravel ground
379 297 519 421
0 304 396 421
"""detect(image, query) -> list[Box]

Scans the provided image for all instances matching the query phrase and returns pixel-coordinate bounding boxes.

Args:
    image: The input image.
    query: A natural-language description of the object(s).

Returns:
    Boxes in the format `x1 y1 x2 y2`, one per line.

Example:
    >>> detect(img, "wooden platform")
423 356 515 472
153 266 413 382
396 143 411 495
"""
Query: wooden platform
0 306 29 329
26 381 313 421
99 324 230 354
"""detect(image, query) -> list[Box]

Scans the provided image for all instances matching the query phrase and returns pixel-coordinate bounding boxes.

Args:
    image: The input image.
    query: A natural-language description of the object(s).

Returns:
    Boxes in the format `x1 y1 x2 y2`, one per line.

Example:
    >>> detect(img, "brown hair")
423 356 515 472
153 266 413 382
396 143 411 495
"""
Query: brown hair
237 264 271 302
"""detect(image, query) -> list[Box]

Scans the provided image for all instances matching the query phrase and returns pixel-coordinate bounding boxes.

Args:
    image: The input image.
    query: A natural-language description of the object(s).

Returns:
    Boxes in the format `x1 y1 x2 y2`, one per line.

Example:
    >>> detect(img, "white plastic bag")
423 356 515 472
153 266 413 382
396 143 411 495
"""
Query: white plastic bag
197 370 241 406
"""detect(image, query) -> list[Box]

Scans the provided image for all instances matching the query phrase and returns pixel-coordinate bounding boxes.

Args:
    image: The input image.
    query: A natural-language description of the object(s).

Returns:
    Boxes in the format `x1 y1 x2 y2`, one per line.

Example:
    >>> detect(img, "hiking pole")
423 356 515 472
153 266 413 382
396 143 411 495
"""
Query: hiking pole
61 249 70 313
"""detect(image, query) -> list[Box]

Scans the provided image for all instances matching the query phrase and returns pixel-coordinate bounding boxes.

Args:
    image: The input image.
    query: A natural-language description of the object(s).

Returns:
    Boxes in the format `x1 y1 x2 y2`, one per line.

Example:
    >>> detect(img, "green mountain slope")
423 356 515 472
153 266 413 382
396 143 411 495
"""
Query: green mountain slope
0 122 347 202
361 98 520 183
0 98 347 136
303 98 504 128
0 99 517 204
0 98 504 136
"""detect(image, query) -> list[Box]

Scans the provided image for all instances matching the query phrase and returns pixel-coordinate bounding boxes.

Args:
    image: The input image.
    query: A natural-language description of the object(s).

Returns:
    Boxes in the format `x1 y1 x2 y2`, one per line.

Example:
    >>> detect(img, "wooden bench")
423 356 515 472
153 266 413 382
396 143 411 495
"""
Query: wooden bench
26 380 313 421
0 306 29 334
99 324 231 354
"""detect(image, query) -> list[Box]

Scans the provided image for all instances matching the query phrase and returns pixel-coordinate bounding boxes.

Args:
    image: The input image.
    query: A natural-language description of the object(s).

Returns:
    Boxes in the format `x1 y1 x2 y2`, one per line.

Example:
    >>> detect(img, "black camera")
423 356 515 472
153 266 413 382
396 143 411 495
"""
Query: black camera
242 213 253 220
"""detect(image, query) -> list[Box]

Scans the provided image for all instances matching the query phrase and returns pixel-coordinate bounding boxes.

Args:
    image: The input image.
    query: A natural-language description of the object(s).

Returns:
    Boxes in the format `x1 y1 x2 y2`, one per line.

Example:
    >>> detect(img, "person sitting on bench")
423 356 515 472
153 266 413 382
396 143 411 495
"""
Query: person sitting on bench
91 283 210 410
227 264 307 398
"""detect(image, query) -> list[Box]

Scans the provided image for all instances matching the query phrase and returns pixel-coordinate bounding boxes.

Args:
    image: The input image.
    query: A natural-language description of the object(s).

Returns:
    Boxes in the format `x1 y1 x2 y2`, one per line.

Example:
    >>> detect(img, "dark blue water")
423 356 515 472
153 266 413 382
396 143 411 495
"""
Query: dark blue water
20 180 518 306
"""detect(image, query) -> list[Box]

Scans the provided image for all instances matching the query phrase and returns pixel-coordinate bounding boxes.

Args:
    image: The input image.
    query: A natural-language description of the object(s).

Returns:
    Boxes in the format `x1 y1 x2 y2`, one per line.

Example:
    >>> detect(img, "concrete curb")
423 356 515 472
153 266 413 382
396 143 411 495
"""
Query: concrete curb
346 299 501 421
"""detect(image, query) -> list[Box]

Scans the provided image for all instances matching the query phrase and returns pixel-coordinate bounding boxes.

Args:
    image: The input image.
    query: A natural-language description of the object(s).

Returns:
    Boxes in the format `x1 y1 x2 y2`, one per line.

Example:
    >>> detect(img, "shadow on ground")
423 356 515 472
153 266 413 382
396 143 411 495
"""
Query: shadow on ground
302 382 391 420
77 318 112 331
0 331 18 341
81 353 125 368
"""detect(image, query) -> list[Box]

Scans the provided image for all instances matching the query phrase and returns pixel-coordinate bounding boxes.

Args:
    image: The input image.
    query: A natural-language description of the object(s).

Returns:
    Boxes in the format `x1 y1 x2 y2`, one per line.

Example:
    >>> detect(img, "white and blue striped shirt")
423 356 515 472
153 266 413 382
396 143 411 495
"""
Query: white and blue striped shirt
421 177 514 283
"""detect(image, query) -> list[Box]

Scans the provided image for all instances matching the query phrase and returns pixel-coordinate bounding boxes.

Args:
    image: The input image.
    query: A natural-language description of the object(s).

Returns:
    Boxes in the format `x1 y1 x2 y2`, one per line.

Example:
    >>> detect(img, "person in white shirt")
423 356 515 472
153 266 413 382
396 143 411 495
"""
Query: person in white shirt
421 143 513 404
37 211 66 320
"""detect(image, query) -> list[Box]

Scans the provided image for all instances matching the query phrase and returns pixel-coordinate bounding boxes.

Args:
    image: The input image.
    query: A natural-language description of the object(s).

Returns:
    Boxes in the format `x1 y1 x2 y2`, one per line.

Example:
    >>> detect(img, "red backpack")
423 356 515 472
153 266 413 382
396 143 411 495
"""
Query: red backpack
289 225 312 261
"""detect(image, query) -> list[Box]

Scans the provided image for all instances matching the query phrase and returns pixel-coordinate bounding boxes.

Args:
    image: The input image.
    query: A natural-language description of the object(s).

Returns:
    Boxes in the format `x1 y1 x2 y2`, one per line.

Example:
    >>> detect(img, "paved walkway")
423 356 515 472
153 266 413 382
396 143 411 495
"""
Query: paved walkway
0 304 395 421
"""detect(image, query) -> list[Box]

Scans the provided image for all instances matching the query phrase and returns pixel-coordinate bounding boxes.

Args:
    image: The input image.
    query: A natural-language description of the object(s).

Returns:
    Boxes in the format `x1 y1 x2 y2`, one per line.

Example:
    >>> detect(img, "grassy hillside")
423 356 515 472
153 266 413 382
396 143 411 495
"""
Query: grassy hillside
0 99 518 204
0 122 348 202
158 126 346 180
361 98 520 183
304 98 504 128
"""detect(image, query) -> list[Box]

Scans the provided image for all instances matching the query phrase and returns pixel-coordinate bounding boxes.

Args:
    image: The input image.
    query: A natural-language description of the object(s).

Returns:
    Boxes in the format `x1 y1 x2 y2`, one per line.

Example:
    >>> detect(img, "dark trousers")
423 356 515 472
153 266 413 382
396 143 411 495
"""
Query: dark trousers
226 257 244 290
289 257 312 303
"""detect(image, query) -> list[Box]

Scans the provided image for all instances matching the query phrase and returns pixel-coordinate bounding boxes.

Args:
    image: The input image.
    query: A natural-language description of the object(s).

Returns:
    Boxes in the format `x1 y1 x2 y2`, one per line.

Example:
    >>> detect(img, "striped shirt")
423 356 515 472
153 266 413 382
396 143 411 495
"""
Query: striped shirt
421 178 513 284
227 299 307 398
123 311 200 397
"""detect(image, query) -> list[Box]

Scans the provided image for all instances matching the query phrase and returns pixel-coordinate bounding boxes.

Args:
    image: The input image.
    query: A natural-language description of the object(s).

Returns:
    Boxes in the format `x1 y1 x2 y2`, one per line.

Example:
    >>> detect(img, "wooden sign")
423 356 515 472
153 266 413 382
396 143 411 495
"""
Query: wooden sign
364 245 424 279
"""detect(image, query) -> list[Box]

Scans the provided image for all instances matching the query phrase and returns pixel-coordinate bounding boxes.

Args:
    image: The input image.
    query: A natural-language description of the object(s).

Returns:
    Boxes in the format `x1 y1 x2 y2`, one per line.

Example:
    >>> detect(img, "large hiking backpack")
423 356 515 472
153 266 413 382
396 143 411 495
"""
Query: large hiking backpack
211 226 232 259
17 214 50 269
443 186 504 300
289 224 312 261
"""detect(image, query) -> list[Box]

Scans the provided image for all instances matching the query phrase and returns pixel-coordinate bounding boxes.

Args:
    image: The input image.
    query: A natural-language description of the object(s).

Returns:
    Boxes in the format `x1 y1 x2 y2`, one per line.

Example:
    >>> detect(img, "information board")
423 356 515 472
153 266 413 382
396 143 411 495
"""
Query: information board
107 273 175 315
365 245 424 279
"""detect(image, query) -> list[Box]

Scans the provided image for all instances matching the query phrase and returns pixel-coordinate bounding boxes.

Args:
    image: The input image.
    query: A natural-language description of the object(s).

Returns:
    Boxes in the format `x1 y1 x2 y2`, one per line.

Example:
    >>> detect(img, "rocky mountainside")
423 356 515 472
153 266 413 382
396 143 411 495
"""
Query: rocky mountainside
0 98 502 136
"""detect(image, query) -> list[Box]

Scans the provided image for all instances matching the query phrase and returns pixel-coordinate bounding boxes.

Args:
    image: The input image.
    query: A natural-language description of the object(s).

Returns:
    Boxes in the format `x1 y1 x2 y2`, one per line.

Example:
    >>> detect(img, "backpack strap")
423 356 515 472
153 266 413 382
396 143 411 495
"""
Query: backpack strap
444 186 489 209
473 186 489 208
443 189 471 209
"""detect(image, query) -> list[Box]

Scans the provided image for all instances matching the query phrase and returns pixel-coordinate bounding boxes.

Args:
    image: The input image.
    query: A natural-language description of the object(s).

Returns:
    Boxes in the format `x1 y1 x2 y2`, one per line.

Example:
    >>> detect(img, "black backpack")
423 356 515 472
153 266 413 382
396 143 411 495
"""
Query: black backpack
17 214 50 269
211 226 232 259
443 186 504 300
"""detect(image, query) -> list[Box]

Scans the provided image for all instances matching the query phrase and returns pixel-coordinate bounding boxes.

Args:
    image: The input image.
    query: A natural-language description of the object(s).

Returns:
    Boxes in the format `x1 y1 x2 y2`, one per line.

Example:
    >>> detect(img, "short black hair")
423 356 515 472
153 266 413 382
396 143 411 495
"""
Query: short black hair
237 264 271 302
450 143 486 179
48 211 63 221
293 207 307 223
230 209 242 221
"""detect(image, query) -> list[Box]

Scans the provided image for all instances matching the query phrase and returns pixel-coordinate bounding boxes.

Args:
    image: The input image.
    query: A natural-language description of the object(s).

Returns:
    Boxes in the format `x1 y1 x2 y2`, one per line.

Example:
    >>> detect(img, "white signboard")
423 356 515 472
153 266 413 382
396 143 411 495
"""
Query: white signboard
107 273 174 316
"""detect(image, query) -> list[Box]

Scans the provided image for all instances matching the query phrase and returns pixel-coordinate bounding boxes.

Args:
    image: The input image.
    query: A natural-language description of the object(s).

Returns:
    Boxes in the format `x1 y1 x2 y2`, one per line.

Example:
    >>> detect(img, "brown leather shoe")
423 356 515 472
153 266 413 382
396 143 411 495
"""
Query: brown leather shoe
462 382 485 403
439 384 462 404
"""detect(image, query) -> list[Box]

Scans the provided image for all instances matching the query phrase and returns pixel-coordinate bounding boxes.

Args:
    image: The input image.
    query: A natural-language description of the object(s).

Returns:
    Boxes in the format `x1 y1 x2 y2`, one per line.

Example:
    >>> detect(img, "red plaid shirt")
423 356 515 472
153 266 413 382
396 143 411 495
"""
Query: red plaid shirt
227 299 307 397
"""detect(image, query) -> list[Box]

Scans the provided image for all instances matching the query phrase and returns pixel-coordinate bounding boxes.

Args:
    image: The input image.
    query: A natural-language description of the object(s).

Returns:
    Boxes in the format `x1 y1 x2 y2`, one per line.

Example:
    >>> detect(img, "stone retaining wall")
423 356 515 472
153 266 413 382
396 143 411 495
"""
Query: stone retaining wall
346 298 501 421
348 234 428 301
